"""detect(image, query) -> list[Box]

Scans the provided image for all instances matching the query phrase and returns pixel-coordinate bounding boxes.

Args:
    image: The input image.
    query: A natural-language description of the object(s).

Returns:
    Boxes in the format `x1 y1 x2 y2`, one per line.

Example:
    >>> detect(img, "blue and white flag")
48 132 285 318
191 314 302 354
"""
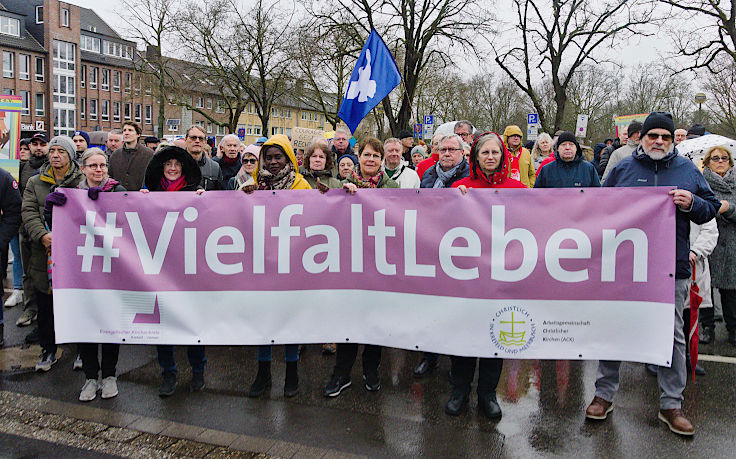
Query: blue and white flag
337 29 402 134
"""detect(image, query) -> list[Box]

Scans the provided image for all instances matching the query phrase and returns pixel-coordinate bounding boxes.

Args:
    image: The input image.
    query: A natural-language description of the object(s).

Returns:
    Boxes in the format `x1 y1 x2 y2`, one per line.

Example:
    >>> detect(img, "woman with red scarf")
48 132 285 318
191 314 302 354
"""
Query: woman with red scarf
142 146 205 397
445 132 524 421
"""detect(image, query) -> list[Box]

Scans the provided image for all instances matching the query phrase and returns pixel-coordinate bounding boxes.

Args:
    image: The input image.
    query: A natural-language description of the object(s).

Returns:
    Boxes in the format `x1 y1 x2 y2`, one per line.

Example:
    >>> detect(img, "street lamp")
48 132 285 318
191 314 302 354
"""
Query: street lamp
695 92 707 123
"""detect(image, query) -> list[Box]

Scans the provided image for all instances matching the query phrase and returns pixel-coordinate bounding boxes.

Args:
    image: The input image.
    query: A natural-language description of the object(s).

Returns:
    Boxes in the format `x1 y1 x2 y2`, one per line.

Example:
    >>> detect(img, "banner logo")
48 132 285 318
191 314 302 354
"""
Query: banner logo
490 306 536 353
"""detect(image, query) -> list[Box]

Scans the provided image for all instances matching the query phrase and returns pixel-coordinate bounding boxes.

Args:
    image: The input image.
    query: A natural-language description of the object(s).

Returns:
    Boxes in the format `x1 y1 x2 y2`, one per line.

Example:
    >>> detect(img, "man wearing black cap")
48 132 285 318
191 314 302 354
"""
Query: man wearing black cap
398 129 414 164
585 112 720 437
534 131 600 188
144 136 160 150
601 120 642 182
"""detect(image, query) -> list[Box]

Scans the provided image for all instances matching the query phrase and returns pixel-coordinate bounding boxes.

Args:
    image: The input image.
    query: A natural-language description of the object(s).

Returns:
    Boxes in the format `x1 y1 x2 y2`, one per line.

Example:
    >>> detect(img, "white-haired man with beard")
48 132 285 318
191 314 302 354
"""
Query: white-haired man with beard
585 112 720 436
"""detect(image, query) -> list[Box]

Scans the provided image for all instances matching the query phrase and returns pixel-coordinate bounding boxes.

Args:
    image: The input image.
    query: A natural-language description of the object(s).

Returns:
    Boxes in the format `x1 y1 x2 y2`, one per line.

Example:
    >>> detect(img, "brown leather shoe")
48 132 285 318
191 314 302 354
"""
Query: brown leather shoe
658 409 694 436
585 396 613 420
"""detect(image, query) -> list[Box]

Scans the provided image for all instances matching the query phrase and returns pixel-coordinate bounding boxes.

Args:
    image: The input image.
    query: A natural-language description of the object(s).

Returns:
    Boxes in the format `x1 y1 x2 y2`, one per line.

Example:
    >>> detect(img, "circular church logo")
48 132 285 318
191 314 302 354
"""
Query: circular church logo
489 306 536 354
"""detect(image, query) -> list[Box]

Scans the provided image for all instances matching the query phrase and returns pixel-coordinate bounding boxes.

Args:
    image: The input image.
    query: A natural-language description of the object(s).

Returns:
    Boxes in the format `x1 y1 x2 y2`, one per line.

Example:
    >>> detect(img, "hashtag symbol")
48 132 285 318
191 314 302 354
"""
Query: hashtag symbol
77 211 123 273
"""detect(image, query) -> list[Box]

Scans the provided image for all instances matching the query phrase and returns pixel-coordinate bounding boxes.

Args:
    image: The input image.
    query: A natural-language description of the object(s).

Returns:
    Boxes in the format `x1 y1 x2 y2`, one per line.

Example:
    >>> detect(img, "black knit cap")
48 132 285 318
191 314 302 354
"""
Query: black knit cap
398 129 413 139
628 121 642 136
641 112 675 137
556 131 582 156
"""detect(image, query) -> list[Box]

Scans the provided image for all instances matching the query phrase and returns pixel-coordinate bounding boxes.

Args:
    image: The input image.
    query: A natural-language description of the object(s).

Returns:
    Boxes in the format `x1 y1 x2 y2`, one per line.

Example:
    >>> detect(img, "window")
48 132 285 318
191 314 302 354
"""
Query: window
248 103 254 114
206 98 212 110
246 125 253 135
80 98 85 119
80 35 100 53
135 104 141 122
53 109 75 137
113 101 120 121
35 57 44 82
207 122 212 134
124 73 131 93
215 100 225 114
20 91 29 115
101 68 109 91
253 126 261 136
124 102 131 120
101 100 109 121
0 16 20 37
2 88 13 95
195 97 204 108
272 126 278 136
19 54 29 80
112 71 120 92
271 107 278 118
145 104 151 124
80 65 85 87
35 93 44 116
285 109 290 118
52 40 75 70
89 67 97 89
103 41 127 58
53 74 75 104
60 8 69 28
134 75 141 94
300 111 307 121
89 99 97 120
123 45 133 60
35 6 43 24
2 52 13 78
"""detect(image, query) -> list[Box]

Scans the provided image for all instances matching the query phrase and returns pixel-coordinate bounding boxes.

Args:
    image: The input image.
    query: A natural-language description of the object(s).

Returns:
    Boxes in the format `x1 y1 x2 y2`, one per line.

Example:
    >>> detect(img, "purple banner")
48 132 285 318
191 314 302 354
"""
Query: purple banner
53 187 675 304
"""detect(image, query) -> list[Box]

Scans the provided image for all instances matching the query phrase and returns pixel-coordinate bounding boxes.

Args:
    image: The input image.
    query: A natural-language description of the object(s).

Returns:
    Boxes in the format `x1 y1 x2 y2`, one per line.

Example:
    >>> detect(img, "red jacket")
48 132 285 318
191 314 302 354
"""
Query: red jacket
416 153 439 178
452 173 526 189
536 153 555 177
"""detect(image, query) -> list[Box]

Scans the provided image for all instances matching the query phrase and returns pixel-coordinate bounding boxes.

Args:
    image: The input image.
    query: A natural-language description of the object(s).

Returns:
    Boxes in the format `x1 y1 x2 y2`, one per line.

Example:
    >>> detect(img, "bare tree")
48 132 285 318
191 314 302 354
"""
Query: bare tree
492 0 654 133
305 0 493 135
119 0 179 137
704 60 736 136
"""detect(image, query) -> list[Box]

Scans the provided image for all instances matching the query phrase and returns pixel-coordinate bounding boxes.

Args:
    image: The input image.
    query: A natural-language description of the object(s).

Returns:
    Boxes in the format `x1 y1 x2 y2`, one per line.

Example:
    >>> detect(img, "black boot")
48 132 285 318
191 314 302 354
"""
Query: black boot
0 323 4 347
284 361 299 398
248 361 271 397
478 392 502 420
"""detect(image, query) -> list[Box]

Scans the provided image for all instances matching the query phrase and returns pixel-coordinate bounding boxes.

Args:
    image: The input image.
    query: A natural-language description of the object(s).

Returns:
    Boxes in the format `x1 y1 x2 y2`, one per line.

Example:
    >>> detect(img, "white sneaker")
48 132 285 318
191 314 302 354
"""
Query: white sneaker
79 379 98 401
4 289 22 308
100 376 118 399
73 354 83 371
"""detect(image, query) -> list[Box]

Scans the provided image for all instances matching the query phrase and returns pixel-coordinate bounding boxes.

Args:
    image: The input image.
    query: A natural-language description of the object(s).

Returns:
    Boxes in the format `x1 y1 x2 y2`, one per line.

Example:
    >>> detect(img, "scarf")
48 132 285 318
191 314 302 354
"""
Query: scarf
433 161 462 188
160 176 187 191
704 166 736 194
222 154 240 166
29 155 45 169
350 168 383 188
78 176 120 191
258 162 295 190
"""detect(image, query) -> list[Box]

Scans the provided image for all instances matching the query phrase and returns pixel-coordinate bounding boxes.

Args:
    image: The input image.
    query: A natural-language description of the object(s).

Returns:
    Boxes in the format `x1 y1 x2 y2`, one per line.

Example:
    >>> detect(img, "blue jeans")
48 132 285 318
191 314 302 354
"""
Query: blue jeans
9 235 21 290
156 345 206 376
258 345 299 362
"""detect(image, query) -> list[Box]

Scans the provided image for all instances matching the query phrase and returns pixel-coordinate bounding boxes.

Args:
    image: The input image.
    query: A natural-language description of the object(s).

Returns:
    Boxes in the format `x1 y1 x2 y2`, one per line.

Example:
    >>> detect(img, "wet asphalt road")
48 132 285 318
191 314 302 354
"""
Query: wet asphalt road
2 305 736 457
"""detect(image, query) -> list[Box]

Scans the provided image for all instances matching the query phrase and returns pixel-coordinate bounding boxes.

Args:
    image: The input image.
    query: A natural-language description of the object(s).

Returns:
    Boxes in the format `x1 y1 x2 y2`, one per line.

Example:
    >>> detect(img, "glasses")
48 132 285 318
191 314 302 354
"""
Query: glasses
439 148 461 153
242 158 257 164
361 153 382 159
646 133 673 141
188 135 205 141
710 156 730 163
84 163 107 169
457 132 472 138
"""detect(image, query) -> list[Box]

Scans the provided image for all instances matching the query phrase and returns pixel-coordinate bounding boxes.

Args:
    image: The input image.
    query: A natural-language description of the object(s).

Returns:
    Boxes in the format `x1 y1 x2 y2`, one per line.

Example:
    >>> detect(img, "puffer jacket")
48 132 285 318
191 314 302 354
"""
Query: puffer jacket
254 135 311 190
22 161 83 292
703 167 736 288
605 148 720 279
534 149 601 188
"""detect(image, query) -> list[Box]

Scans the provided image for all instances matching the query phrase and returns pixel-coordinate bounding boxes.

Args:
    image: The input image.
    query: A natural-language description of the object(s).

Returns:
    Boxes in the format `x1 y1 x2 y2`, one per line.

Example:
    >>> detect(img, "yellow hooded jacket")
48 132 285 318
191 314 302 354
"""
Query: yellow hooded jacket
253 134 311 190
502 125 536 187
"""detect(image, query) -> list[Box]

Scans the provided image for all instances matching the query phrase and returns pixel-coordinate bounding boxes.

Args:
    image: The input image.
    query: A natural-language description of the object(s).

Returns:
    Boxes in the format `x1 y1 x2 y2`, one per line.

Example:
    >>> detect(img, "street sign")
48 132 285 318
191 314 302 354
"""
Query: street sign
424 124 434 139
414 123 423 138
527 113 539 125
237 128 246 140
424 115 434 125
527 125 538 141
576 114 589 138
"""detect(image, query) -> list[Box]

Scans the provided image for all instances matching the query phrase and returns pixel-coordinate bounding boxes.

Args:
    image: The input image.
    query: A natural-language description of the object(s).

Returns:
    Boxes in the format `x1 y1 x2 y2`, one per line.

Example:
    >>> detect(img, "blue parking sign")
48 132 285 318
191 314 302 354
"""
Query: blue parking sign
527 113 539 125
424 115 434 125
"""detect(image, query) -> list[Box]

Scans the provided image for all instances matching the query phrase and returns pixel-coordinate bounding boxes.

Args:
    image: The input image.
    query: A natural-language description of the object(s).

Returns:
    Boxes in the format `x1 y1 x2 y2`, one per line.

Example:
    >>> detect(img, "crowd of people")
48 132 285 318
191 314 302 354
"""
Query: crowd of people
0 111 731 437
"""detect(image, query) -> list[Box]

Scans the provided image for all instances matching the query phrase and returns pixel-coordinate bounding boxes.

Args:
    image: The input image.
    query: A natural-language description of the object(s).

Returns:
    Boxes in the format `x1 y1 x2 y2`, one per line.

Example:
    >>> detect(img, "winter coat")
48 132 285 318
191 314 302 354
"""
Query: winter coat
0 168 21 248
300 168 342 189
213 154 242 184
605 147 720 279
452 171 526 189
420 158 470 188
601 139 637 182
144 146 203 192
703 167 736 289
383 160 420 189
342 171 399 189
686 219 718 308
534 150 601 189
20 155 45 194
108 143 154 191
254 135 311 190
416 153 439 179
22 161 83 292
195 152 223 190
592 142 606 173
502 125 536 187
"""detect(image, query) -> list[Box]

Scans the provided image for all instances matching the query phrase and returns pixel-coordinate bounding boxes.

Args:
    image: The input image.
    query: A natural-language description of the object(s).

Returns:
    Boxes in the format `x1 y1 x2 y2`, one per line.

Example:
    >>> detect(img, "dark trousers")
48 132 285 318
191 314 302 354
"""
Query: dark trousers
422 352 439 364
79 343 120 379
719 289 736 333
700 306 715 329
36 290 55 355
156 345 206 376
19 232 35 311
450 357 503 396
334 343 381 377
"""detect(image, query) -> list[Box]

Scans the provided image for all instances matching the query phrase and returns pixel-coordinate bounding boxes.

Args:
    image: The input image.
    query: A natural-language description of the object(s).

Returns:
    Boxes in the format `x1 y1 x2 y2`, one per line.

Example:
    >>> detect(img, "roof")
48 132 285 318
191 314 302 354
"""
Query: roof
81 50 135 69
0 1 46 54
79 7 121 40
